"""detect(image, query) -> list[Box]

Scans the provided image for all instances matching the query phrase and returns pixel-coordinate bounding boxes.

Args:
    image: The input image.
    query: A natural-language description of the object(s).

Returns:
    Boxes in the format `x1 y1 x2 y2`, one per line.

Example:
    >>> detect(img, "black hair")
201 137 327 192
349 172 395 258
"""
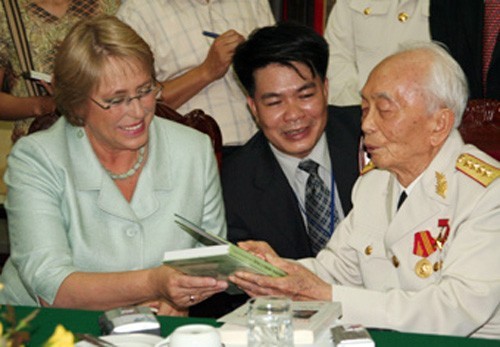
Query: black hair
233 21 329 97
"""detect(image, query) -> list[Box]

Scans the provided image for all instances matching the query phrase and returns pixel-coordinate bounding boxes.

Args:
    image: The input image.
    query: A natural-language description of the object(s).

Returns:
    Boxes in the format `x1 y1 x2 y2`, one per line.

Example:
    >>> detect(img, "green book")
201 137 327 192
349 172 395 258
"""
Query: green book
164 215 287 294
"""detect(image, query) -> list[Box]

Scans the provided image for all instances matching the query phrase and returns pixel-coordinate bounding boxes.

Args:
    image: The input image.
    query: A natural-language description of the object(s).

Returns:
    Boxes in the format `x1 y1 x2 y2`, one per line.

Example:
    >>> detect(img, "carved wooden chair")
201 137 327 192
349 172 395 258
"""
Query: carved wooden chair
154 102 223 168
458 99 500 161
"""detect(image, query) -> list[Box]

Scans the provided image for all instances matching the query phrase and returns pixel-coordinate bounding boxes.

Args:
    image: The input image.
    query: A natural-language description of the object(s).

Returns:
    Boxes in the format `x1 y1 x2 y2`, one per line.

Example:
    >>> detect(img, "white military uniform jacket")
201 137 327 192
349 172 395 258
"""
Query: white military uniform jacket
325 0 430 106
301 130 500 339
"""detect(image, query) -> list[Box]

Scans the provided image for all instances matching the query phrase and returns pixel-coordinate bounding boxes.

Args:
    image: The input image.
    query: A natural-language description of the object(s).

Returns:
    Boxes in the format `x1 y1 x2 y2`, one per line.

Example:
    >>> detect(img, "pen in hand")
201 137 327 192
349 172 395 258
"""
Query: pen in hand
202 30 220 39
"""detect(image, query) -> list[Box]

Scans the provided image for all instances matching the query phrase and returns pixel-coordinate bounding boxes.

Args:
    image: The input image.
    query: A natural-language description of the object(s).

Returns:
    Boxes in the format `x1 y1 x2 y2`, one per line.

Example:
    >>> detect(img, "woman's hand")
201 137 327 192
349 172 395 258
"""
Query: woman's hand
149 265 228 309
229 253 332 302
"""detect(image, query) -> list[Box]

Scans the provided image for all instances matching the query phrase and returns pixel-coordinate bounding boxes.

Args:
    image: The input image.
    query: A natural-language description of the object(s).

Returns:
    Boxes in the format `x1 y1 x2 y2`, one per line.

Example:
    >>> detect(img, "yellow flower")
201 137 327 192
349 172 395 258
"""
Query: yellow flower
43 324 75 347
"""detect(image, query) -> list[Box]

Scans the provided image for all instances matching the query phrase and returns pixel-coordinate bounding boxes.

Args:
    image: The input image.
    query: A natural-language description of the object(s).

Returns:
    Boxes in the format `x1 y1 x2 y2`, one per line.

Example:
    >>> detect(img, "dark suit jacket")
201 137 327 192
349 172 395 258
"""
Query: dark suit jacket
430 0 499 99
221 105 362 259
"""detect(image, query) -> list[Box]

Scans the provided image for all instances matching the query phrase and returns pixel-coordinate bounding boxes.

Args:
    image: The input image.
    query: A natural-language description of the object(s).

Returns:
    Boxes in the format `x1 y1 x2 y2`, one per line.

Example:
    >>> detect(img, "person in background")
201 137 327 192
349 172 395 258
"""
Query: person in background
117 0 276 149
0 0 120 138
326 0 498 107
325 0 430 106
0 0 120 202
230 42 500 339
0 15 228 315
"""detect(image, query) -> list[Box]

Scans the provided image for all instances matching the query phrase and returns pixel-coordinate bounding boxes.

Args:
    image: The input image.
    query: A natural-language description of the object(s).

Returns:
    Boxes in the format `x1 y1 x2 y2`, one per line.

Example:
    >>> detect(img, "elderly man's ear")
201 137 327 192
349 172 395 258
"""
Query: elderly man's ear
430 108 455 147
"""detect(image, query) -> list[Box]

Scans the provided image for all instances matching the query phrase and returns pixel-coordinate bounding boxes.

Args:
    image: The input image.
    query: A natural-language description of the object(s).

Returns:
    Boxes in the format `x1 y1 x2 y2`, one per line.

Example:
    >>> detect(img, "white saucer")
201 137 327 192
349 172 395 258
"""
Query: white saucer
75 333 166 347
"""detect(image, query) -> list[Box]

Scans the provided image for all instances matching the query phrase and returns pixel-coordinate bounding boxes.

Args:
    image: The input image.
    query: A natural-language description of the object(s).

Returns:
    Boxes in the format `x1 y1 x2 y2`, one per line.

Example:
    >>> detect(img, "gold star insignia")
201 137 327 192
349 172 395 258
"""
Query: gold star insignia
456 154 499 187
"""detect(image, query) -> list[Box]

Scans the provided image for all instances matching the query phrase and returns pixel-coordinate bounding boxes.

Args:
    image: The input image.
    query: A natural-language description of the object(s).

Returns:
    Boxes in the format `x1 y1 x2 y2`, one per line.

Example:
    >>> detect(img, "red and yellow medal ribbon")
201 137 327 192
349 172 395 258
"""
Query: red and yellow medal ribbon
413 230 437 257
413 219 451 256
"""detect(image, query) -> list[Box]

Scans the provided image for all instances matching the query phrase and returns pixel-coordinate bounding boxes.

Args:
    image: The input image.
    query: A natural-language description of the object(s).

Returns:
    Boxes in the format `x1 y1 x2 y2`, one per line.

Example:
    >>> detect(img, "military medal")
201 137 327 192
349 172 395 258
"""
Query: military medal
436 219 450 250
412 219 451 279
410 171 452 279
415 258 433 278
413 230 437 257
413 231 435 279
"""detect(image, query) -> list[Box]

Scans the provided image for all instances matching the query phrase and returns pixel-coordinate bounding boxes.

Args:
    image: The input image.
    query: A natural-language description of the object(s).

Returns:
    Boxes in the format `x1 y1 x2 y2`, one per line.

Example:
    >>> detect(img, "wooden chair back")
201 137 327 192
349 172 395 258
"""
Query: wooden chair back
458 99 500 161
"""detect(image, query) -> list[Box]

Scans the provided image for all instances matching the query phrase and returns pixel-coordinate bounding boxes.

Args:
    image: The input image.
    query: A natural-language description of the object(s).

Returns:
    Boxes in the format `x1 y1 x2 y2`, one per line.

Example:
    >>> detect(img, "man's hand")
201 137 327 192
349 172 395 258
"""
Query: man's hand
237 240 279 260
201 29 245 81
158 30 245 108
229 253 332 302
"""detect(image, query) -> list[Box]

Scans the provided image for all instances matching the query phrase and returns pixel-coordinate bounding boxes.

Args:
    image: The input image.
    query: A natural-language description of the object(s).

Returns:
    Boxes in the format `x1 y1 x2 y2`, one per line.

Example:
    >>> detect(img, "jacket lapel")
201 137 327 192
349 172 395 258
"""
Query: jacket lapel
67 119 167 222
253 139 308 246
385 131 461 246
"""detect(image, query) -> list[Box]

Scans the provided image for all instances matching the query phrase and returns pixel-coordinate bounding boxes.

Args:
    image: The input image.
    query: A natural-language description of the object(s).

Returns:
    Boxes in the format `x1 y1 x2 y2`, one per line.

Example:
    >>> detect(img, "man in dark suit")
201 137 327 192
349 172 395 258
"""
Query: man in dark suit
222 22 361 259
191 22 361 319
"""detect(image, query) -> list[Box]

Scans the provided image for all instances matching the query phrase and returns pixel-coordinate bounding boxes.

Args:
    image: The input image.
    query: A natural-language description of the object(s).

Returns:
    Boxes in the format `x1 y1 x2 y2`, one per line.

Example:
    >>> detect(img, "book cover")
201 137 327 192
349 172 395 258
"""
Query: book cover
174 214 228 246
164 215 287 294
217 301 342 345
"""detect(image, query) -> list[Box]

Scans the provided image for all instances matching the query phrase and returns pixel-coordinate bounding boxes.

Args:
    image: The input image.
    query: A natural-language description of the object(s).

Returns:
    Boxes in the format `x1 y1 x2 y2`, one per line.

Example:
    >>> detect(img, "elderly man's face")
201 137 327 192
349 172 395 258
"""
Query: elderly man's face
247 62 328 159
361 54 442 184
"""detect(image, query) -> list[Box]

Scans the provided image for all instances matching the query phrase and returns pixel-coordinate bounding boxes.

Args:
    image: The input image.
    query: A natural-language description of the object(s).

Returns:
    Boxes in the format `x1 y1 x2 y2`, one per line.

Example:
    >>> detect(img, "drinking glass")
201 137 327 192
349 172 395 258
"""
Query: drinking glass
247 296 293 347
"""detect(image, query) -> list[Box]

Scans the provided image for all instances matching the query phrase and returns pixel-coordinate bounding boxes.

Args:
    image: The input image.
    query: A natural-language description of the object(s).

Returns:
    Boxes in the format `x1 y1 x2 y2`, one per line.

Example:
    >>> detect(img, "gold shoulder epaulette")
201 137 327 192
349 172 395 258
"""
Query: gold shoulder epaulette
360 161 376 175
456 153 499 187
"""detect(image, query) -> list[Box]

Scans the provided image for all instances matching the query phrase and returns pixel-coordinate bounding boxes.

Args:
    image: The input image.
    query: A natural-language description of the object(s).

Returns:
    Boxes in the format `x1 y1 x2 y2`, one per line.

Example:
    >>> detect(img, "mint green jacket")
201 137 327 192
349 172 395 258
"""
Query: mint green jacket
0 116 226 306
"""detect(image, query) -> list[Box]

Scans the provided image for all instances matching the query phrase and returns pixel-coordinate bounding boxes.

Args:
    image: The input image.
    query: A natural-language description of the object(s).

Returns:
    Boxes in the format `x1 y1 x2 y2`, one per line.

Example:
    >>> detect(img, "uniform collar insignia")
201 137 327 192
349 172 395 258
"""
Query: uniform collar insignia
435 171 447 198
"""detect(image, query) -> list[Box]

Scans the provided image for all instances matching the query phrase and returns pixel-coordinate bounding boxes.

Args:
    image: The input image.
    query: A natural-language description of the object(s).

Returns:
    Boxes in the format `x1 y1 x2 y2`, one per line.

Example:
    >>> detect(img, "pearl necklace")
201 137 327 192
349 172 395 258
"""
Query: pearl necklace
106 146 146 180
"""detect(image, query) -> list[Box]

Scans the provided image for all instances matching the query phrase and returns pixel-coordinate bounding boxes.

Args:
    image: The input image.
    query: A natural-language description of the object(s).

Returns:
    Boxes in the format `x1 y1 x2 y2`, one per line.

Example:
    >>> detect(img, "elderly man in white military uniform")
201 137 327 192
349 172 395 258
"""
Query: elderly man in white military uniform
229 42 500 339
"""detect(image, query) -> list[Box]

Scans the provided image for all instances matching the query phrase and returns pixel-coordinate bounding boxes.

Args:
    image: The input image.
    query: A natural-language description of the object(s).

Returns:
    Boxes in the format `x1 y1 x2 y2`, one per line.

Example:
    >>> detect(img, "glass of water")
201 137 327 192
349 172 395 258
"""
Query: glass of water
247 296 293 347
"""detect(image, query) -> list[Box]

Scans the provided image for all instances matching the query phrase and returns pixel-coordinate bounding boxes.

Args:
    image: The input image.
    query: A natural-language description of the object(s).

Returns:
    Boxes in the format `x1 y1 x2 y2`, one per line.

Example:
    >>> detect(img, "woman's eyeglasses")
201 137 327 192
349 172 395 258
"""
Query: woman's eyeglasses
90 82 162 110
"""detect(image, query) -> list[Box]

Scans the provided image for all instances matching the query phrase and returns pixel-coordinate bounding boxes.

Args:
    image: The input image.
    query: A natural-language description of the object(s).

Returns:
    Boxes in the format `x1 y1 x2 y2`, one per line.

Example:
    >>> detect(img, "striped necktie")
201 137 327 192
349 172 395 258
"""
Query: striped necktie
299 159 333 255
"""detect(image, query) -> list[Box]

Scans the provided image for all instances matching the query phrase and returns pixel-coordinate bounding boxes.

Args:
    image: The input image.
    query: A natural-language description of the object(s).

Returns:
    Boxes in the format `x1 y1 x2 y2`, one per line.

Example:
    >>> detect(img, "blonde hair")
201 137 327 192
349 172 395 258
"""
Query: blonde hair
54 15 155 125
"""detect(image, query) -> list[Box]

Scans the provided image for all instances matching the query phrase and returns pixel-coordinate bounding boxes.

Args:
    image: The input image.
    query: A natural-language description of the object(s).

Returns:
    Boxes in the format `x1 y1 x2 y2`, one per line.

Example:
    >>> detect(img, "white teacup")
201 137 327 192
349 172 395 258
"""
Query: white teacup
168 324 221 347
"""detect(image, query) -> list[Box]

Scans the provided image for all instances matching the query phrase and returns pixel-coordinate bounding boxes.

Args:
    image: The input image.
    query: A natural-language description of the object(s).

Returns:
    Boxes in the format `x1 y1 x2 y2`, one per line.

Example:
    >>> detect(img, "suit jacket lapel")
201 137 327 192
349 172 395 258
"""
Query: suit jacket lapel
253 137 308 246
